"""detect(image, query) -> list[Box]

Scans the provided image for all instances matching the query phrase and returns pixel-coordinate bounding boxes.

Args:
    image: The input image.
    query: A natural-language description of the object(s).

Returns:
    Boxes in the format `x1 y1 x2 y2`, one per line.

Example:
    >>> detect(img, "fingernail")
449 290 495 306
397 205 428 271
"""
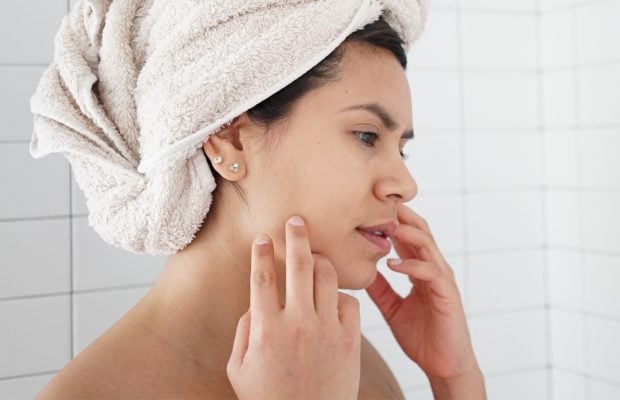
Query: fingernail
254 233 270 245
288 215 305 226
387 258 402 266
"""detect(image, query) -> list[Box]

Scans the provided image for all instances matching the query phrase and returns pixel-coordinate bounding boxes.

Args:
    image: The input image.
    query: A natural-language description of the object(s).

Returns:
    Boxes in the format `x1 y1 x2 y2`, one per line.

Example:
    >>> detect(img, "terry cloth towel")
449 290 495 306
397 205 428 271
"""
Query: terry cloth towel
29 0 429 255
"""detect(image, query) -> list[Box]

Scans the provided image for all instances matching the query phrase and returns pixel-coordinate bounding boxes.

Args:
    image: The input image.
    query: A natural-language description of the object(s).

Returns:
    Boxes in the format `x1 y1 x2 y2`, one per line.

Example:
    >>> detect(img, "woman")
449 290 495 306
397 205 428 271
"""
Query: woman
33 1 485 399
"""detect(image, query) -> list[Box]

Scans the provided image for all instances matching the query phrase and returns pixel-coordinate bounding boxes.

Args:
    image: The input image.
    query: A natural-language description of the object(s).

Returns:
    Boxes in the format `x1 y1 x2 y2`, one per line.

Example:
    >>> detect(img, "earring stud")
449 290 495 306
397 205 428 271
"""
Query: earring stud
229 163 240 173
213 155 222 164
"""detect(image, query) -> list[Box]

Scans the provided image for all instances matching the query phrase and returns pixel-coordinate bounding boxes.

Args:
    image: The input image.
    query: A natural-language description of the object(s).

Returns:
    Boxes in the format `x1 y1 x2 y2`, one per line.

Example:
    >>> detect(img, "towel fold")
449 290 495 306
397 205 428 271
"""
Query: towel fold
29 0 428 255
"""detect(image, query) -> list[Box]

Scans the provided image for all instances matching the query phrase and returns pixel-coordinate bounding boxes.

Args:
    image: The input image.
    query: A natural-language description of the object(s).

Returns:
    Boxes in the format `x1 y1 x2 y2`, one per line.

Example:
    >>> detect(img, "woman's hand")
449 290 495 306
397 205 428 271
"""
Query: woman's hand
365 204 486 398
227 216 361 400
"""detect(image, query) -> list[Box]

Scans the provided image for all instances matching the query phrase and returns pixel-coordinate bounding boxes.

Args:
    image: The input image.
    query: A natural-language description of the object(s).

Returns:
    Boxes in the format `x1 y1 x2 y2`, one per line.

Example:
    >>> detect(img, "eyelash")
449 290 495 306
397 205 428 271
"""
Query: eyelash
354 131 409 161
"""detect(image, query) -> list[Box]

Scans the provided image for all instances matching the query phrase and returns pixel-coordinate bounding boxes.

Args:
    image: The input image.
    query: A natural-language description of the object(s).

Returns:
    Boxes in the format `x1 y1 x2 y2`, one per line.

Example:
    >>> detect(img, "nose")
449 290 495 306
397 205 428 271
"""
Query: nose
374 156 418 203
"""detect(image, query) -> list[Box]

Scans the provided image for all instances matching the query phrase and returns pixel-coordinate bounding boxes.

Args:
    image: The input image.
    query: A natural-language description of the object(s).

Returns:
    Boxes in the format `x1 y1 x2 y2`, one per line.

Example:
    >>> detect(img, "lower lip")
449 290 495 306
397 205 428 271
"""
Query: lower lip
357 229 392 255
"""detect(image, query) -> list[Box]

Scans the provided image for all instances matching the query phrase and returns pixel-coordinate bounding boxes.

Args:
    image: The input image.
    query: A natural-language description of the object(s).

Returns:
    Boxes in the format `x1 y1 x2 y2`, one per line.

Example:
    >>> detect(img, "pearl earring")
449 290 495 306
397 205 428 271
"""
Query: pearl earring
228 163 240 173
212 155 222 164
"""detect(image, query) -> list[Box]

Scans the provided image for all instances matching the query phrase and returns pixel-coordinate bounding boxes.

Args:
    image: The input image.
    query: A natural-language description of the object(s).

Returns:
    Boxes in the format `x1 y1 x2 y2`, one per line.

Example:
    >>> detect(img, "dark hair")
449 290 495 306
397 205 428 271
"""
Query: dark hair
208 15 407 207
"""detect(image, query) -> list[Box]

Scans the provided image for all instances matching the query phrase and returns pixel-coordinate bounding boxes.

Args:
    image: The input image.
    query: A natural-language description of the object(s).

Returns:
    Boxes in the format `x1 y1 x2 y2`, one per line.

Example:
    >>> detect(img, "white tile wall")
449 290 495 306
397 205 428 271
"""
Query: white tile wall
589 379 620 400
575 1 620 64
463 71 539 130
0 296 71 377
0 0 66 64
469 309 547 374
461 1 538 12
550 309 585 372
548 249 584 309
546 190 581 247
0 373 55 400
408 70 461 132
0 66 47 141
551 370 587 400
584 253 620 318
485 368 547 400
468 249 545 314
466 191 544 251
587 316 620 383
2 0 620 398
72 217 166 291
408 9 459 68
545 1 620 397
73 287 150 354
578 63 620 126
465 131 542 189
0 143 70 219
541 8 575 69
542 72 577 128
540 0 574 12
583 192 620 252
0 218 70 299
543 131 579 186
429 0 457 10
405 133 463 192
461 12 537 69
581 128 620 188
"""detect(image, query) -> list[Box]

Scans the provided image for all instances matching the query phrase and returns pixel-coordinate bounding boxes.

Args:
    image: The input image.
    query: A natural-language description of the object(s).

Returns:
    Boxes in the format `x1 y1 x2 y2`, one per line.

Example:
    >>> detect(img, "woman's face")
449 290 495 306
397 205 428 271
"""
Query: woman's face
209 43 418 289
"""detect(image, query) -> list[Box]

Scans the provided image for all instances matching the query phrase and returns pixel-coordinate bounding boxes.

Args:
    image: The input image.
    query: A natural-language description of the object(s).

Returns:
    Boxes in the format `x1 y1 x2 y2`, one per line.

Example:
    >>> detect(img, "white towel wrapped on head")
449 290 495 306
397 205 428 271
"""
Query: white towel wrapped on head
29 0 429 255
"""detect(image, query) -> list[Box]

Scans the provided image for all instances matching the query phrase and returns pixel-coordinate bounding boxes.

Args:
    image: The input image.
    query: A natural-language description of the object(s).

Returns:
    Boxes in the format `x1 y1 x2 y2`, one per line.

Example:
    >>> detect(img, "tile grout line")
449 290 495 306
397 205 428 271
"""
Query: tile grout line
0 282 155 303
0 370 59 382
535 0 554 398
553 366 620 389
571 1 591 399
455 0 470 322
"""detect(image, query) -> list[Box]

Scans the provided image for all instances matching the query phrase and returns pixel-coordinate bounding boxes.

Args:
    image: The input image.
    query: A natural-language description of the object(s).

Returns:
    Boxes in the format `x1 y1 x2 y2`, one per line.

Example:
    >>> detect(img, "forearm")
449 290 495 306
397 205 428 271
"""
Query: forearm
427 367 487 400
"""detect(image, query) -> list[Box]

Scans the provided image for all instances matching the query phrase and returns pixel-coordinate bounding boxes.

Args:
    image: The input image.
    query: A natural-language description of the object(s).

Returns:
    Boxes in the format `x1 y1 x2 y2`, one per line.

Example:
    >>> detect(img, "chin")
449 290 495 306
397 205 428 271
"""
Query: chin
339 260 379 290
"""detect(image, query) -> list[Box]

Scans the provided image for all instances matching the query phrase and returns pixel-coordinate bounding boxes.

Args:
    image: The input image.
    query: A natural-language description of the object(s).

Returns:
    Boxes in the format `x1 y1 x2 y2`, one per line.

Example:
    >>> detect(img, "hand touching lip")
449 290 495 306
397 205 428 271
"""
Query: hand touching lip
364 203 484 387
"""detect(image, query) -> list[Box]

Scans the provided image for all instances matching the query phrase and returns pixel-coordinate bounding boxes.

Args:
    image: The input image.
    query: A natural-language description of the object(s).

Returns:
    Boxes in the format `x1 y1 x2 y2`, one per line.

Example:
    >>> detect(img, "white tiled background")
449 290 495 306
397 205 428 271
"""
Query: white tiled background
1 0 619 399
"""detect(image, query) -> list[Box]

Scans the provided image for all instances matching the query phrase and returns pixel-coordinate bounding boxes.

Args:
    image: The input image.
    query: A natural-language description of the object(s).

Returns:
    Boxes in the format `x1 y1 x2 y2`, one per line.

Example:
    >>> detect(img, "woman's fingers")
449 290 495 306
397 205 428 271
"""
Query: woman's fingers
285 216 315 311
227 309 251 371
250 234 281 318
313 253 339 319
396 203 432 235
365 271 403 322
387 258 455 299
392 223 446 267
391 230 419 260
337 292 361 334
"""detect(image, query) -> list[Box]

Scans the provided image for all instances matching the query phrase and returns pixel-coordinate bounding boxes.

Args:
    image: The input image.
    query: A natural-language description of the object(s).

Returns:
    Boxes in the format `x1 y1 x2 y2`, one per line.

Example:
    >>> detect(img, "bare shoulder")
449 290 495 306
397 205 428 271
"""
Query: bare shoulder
359 333 406 400
36 308 226 399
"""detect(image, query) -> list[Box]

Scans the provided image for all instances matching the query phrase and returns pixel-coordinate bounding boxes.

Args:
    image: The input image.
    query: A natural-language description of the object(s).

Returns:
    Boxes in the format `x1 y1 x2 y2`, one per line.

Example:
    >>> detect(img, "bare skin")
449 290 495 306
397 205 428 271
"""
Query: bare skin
37 43 415 399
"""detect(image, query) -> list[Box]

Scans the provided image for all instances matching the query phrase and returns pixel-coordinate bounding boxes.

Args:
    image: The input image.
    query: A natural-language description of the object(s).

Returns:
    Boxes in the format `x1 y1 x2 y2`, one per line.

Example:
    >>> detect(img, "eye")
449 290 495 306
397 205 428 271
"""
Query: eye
354 131 379 147
354 131 409 160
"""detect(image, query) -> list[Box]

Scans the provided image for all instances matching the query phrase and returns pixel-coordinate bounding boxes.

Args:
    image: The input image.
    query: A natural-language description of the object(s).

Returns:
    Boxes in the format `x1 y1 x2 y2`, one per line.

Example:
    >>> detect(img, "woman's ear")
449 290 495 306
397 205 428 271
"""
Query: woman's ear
203 120 247 181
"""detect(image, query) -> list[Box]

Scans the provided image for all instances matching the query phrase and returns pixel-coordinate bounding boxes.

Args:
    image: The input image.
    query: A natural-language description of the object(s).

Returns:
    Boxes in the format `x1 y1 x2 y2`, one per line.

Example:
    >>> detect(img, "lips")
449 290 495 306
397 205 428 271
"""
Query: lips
357 220 398 239
356 220 398 255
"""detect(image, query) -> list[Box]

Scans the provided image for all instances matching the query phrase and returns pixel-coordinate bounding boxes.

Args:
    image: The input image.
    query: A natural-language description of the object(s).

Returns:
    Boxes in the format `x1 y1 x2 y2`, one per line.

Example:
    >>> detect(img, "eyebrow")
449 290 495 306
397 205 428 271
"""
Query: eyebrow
339 102 414 139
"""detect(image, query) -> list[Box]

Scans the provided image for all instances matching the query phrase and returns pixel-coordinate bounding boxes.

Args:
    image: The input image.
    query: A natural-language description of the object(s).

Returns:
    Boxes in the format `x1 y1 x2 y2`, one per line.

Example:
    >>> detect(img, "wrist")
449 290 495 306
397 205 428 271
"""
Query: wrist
427 365 486 400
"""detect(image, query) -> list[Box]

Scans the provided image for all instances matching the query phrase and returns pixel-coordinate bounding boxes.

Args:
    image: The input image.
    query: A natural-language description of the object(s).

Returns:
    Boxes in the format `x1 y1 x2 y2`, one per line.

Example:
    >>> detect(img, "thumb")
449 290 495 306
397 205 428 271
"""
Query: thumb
365 271 403 322
227 309 251 372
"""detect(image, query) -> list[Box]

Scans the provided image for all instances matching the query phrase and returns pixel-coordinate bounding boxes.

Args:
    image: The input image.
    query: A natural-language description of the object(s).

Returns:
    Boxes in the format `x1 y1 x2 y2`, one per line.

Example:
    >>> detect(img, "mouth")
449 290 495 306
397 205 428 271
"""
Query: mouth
356 228 392 255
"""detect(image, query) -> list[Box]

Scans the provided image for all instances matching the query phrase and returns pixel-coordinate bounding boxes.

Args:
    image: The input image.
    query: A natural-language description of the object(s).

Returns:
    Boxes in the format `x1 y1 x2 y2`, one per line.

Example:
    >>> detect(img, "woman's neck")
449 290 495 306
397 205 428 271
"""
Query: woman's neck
132 193 286 375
